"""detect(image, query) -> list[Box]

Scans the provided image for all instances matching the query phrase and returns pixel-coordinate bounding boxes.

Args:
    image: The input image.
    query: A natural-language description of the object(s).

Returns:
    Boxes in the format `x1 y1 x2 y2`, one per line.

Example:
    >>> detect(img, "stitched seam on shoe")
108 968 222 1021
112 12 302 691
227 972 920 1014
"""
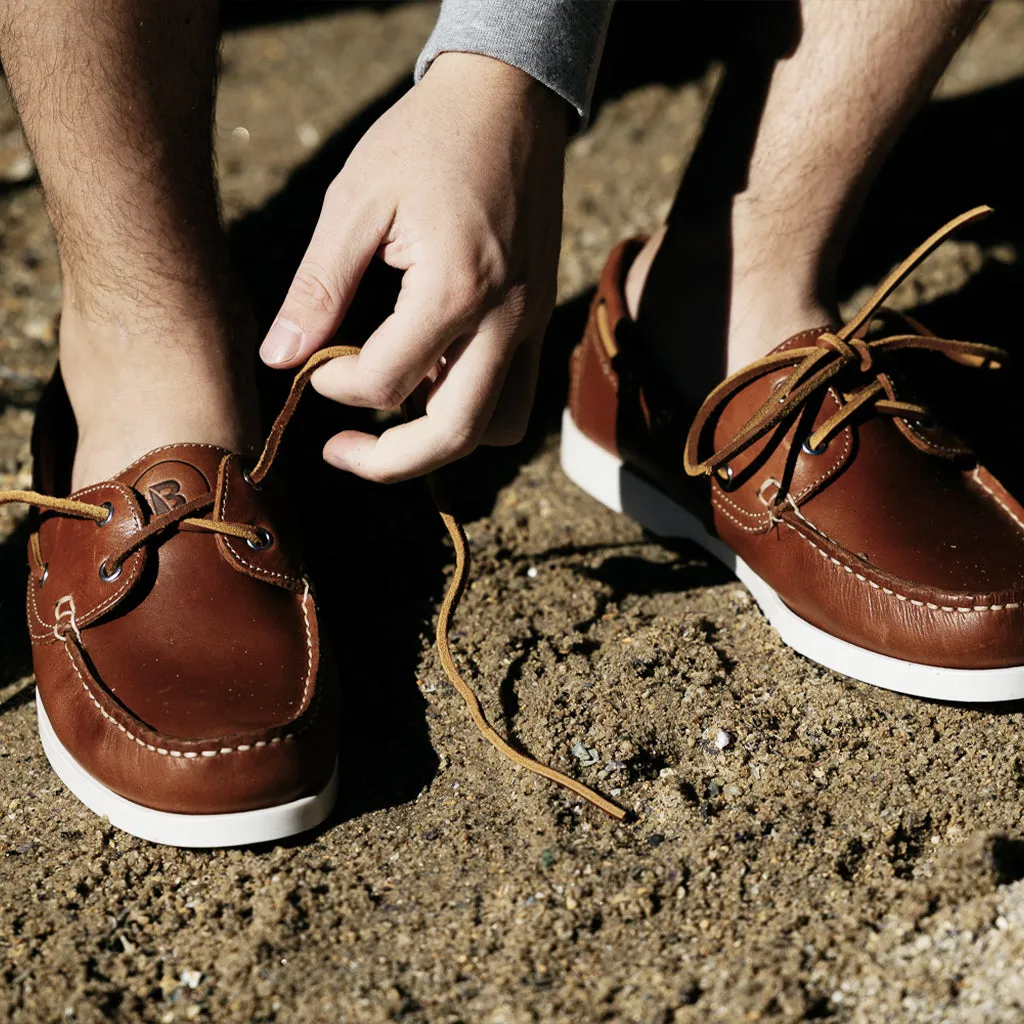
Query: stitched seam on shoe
27 482 144 635
218 456 301 585
713 488 769 526
68 482 143 621
113 442 229 482
712 491 767 534
901 420 965 456
972 468 1024 535
781 520 1021 613
60 638 305 757
298 580 313 711
55 574 320 756
710 381 852 528
792 388 852 504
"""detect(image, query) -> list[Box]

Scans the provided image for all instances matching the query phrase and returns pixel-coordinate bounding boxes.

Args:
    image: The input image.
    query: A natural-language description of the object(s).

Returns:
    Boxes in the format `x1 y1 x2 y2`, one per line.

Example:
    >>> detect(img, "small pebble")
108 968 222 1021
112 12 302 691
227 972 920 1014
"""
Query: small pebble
526 566 538 578
180 970 202 989
571 742 599 767
714 730 732 750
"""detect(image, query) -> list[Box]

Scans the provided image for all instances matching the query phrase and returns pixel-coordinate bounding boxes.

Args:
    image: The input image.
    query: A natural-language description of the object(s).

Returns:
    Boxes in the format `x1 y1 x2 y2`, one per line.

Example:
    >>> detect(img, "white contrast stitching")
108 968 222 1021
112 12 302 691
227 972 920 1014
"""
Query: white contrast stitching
55 578 320 756
53 595 81 644
781 519 1021 613
972 468 1024 535
217 455 301 586
113 442 228 482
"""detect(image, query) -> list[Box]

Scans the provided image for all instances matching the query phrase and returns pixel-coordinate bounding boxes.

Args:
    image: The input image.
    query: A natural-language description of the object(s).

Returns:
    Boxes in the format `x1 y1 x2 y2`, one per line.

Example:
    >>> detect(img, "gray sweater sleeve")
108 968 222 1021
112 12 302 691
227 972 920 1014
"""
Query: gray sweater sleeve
415 0 614 126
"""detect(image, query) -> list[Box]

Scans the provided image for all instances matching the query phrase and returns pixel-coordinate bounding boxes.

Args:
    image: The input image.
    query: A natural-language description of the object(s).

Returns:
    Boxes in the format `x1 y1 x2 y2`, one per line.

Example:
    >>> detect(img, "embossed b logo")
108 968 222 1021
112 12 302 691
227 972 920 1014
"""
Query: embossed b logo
148 479 186 515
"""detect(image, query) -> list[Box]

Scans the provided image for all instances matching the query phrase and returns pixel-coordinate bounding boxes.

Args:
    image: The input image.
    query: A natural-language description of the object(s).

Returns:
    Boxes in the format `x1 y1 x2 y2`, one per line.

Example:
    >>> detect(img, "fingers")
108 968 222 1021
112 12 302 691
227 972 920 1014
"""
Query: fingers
259 183 389 369
318 310 520 483
479 336 541 446
308 258 509 413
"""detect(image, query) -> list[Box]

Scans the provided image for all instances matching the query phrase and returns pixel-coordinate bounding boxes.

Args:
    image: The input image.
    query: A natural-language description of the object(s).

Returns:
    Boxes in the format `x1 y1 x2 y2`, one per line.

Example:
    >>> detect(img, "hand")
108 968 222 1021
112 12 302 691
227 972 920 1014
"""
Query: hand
259 52 568 482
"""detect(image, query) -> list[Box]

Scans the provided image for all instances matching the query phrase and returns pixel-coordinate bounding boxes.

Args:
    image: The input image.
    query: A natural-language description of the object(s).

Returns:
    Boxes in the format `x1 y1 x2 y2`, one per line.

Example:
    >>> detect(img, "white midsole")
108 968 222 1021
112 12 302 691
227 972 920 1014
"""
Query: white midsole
36 690 338 847
560 408 1024 703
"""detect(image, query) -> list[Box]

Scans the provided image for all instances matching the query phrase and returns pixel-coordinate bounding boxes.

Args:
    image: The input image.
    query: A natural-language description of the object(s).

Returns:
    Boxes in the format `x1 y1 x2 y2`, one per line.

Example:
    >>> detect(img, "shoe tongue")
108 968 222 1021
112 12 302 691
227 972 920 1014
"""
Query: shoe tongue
115 444 229 517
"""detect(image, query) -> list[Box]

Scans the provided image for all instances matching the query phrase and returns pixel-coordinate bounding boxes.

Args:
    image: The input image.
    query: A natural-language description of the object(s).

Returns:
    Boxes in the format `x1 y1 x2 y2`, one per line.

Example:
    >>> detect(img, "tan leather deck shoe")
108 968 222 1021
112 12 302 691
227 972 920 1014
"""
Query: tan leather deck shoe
3 367 341 847
561 207 1024 702
5 342 629 846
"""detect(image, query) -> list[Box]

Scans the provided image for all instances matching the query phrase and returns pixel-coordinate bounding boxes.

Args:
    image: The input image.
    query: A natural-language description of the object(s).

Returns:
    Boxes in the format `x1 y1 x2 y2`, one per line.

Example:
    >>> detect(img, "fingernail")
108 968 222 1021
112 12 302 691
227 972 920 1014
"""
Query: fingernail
260 317 302 365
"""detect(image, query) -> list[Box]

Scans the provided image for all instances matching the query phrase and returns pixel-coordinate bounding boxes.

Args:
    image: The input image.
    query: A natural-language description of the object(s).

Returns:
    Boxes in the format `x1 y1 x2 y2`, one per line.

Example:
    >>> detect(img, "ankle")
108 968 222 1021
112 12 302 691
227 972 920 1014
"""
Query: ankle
625 213 837 399
59 302 260 490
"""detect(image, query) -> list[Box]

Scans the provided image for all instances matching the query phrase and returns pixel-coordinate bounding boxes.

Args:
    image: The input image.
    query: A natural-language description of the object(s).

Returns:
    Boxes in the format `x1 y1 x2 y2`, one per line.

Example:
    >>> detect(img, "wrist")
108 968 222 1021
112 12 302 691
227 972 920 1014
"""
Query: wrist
426 51 570 129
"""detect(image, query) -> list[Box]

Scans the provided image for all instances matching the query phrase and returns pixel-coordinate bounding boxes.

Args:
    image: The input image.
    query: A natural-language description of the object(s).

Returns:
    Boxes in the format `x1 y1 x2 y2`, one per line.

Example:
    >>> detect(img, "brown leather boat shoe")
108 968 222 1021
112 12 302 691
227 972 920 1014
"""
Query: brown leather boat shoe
561 207 1024 702
1 366 342 847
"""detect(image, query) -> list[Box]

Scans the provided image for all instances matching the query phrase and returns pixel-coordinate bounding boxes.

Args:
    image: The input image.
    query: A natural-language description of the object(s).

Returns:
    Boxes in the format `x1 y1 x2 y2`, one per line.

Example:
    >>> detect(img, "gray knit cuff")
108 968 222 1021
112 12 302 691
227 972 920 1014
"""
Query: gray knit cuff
415 0 614 127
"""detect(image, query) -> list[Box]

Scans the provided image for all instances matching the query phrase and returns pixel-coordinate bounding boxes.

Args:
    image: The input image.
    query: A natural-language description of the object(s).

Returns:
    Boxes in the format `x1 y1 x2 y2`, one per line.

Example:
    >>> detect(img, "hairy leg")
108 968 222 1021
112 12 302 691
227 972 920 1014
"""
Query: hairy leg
626 0 983 407
0 0 256 489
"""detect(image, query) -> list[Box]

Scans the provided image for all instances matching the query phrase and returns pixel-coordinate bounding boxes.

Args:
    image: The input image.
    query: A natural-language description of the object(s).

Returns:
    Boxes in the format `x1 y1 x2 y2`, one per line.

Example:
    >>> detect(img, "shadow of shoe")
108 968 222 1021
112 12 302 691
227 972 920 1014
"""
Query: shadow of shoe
0 518 33 696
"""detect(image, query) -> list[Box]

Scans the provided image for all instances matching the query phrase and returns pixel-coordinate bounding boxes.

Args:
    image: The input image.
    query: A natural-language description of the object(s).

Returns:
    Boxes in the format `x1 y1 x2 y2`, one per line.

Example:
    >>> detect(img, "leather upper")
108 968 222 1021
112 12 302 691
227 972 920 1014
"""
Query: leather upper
568 239 1024 670
27 386 338 815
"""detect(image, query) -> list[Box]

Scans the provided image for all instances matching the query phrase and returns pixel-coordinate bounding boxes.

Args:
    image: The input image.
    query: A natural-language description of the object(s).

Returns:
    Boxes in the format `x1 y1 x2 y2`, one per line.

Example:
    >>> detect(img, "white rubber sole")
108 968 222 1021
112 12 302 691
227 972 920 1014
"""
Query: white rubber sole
37 690 339 847
560 408 1024 703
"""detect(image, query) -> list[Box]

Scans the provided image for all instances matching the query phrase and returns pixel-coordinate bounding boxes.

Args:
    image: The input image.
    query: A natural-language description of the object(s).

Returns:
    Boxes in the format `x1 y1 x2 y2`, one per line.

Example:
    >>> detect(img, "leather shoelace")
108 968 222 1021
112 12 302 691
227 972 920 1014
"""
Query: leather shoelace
683 206 1008 483
1 344 627 822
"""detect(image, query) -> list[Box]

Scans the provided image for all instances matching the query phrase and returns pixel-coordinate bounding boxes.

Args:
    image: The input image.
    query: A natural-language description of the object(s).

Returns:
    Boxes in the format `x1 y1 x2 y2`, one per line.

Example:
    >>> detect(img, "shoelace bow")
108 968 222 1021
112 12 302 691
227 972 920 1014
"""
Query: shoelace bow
683 206 1007 483
1 345 627 821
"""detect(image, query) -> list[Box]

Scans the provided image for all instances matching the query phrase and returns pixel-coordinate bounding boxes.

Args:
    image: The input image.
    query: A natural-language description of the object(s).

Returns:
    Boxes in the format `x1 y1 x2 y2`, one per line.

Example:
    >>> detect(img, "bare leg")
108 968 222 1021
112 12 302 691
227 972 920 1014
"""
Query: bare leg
0 0 256 489
625 0 983 407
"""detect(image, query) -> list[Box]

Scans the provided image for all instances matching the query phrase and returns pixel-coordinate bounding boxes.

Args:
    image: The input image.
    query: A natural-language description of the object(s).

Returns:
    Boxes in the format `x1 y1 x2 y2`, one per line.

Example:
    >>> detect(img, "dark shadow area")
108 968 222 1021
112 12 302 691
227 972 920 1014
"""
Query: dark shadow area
219 1 403 31
0 519 33 693
577 543 732 599
842 76 1024 497
590 0 789 117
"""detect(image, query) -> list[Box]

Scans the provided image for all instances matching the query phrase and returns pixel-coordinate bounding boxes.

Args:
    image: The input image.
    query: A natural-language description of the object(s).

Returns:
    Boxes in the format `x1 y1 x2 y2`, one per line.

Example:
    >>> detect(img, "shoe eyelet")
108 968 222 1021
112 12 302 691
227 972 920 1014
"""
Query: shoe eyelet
96 501 114 526
99 559 122 583
802 438 829 456
715 464 737 491
242 467 262 491
246 526 274 551
38 563 48 589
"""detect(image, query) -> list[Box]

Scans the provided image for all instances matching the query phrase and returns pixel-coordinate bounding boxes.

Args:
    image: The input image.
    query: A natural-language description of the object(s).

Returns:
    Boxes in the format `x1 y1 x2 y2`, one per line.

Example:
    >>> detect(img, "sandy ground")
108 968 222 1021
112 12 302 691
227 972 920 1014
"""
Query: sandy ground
4 3 1024 1021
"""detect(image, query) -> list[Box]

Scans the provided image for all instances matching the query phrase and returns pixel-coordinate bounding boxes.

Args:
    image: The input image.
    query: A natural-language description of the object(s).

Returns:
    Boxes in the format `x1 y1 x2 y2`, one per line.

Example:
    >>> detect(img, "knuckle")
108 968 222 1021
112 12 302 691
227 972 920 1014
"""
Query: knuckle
487 422 527 447
289 263 337 314
357 368 408 410
442 420 482 459
442 249 511 322
323 177 351 208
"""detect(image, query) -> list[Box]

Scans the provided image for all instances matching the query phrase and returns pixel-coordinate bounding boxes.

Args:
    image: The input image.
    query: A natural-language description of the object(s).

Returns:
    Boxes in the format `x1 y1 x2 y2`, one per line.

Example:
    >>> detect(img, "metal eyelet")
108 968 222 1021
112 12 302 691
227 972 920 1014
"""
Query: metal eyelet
246 526 274 551
715 464 737 491
98 559 122 583
38 563 49 589
802 438 829 456
241 467 262 491
96 501 114 526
